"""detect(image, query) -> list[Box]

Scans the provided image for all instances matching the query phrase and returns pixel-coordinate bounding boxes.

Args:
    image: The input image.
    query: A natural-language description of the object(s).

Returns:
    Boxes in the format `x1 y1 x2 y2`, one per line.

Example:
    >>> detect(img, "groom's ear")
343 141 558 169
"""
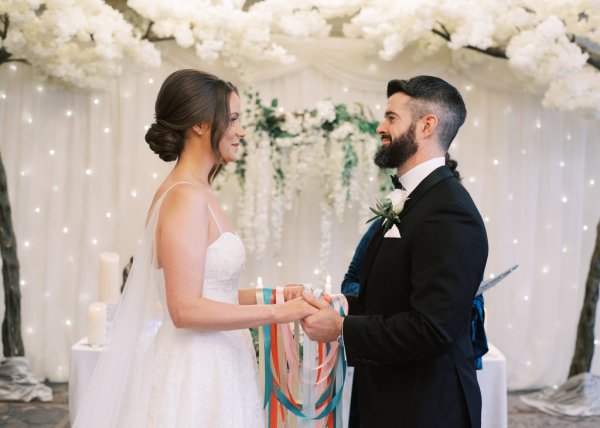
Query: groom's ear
418 114 438 139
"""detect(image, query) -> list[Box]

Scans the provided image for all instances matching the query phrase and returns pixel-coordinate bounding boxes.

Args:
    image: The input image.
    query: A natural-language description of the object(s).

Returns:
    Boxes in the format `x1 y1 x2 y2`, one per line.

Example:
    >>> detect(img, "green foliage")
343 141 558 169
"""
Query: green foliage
236 90 380 200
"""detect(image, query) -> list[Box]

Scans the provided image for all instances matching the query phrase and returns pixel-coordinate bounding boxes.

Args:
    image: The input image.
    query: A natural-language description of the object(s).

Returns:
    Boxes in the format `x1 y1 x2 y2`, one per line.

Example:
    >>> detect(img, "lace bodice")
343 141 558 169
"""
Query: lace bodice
156 231 246 308
202 231 246 302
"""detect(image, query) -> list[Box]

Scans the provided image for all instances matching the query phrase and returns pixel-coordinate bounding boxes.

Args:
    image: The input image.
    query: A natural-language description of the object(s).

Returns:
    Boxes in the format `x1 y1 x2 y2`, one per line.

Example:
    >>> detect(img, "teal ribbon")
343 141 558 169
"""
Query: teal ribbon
261 288 347 424
261 288 274 408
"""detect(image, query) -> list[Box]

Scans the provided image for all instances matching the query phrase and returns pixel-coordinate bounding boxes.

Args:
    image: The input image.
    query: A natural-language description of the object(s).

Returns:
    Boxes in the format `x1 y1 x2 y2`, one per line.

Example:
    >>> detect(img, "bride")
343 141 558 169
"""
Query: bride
73 69 316 427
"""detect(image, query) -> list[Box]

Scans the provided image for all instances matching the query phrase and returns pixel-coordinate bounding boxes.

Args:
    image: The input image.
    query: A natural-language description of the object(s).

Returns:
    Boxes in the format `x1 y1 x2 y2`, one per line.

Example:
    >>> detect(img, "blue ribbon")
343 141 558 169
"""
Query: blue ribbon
260 288 347 424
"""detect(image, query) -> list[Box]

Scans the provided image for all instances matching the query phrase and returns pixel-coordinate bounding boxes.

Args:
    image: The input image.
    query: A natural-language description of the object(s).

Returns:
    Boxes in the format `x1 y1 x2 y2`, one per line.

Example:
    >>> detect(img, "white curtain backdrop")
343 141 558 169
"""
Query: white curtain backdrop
0 38 598 390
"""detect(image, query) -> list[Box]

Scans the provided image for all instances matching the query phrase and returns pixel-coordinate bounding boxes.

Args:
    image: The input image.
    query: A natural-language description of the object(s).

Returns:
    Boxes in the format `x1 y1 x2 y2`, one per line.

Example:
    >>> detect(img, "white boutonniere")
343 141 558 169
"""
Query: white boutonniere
367 189 410 234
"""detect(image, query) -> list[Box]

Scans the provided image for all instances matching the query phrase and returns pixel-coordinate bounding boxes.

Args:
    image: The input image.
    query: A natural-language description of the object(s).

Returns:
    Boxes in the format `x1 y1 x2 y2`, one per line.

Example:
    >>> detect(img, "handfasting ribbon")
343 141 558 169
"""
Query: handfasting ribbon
256 286 348 428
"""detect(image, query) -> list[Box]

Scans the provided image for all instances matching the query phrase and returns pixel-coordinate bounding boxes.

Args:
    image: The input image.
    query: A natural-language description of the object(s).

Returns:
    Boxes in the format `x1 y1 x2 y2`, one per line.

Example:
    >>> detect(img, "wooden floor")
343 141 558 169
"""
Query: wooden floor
2 383 600 427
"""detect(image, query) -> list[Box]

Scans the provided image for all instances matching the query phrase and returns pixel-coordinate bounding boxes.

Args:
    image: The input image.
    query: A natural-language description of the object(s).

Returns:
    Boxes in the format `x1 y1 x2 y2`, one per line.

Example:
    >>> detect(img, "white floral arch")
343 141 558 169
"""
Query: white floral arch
0 1 599 392
2 0 599 112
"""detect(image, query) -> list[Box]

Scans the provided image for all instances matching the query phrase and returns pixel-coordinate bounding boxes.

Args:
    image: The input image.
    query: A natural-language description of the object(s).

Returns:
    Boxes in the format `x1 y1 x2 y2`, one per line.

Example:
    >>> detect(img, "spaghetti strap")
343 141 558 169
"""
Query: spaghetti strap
160 181 195 201
150 181 223 234
206 203 223 234
146 181 194 227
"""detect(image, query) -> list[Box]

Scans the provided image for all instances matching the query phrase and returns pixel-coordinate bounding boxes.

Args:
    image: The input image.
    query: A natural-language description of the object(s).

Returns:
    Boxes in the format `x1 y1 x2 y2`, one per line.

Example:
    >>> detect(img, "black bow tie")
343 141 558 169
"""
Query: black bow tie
391 175 405 190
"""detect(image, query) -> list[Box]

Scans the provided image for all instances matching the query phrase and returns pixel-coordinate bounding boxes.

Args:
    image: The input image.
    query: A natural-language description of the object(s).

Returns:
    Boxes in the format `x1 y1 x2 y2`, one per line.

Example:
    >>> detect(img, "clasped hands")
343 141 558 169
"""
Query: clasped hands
282 284 344 344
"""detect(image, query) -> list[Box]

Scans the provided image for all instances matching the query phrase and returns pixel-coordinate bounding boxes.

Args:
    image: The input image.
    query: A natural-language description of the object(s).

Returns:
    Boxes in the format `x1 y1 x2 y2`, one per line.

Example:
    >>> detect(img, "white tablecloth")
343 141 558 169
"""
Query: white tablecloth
477 343 508 428
69 338 507 428
68 337 105 425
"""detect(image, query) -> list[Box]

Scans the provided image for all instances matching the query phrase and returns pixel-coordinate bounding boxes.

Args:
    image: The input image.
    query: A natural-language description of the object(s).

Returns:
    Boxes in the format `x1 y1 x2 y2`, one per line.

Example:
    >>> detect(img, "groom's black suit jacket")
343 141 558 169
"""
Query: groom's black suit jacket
343 165 488 428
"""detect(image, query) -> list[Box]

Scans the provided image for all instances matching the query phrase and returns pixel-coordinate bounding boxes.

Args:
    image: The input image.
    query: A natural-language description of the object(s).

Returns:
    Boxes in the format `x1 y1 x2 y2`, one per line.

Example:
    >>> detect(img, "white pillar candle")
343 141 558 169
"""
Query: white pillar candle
99 252 120 303
325 274 332 295
88 302 107 346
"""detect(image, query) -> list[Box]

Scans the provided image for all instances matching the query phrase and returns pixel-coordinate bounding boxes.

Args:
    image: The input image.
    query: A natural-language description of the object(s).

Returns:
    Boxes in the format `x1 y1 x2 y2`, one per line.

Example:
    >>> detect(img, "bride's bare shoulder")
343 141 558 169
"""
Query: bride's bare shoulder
149 182 209 223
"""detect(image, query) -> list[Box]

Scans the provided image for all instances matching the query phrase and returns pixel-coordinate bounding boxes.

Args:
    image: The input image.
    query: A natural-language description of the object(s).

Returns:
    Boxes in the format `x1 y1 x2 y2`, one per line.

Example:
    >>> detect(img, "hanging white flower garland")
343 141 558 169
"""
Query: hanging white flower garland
233 92 385 272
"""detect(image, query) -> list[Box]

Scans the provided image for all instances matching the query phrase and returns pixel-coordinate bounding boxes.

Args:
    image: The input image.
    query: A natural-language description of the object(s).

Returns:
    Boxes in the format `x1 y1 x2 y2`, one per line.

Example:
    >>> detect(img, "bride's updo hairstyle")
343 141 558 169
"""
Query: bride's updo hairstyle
145 69 238 181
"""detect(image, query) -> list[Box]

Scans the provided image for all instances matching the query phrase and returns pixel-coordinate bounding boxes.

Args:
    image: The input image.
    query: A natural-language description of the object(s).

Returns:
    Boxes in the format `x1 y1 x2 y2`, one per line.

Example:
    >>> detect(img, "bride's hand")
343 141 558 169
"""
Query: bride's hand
283 284 305 301
274 297 318 324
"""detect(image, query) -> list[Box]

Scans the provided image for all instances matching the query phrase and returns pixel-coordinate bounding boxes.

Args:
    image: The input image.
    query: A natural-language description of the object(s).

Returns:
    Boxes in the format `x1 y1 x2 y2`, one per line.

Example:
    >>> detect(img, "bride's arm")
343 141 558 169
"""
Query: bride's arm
238 289 257 305
158 186 315 330
238 285 305 305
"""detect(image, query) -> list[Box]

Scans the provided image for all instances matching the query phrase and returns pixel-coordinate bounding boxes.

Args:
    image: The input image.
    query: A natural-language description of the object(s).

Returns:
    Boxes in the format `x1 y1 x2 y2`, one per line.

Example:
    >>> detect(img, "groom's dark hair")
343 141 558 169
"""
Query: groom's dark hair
387 76 466 150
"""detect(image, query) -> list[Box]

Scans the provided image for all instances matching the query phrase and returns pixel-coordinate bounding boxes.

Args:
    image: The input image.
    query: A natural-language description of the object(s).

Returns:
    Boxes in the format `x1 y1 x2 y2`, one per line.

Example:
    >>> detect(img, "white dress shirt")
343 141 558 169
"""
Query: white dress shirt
398 157 445 194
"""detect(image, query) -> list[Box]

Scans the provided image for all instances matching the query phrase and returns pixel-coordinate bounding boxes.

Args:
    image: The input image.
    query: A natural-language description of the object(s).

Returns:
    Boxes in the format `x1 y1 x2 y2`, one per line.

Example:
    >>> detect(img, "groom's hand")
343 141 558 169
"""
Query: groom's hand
301 292 343 343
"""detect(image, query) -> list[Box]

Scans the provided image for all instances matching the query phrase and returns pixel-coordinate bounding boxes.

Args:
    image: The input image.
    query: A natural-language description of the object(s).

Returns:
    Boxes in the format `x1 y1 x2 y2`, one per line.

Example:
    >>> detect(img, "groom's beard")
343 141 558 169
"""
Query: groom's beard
374 123 418 169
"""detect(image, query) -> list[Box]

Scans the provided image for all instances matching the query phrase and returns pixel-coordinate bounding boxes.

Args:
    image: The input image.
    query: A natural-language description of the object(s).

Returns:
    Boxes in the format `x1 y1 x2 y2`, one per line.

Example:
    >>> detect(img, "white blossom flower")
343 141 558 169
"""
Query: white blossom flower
3 0 161 89
345 0 436 60
506 15 589 82
330 122 355 140
281 113 303 135
543 67 600 112
316 100 336 124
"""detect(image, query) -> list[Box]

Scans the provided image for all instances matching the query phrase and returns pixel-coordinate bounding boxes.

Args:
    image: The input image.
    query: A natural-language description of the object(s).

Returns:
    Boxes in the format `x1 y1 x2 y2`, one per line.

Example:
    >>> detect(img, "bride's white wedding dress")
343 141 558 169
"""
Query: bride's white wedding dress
148 197 264 426
73 183 264 427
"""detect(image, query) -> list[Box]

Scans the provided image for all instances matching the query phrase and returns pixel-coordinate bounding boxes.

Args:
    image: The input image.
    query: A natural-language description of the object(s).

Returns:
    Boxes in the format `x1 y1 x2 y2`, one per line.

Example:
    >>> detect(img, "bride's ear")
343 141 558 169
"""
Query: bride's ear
192 124 203 137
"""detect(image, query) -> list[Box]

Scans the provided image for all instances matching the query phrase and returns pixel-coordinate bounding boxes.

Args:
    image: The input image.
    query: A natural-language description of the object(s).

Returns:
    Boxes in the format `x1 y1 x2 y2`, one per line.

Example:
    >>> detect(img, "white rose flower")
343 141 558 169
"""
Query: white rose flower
368 188 409 234
330 122 355 140
316 100 336 124
385 189 410 214
282 113 303 135
174 26 195 48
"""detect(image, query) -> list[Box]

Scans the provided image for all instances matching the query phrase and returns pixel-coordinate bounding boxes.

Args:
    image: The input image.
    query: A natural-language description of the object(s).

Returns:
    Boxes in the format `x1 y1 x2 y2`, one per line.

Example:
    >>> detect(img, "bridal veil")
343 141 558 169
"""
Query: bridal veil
72 201 164 427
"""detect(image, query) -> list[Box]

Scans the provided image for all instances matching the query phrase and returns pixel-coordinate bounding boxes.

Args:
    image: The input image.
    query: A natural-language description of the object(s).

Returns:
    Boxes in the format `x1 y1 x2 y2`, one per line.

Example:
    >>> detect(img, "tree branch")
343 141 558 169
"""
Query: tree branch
145 35 175 43
1 14 8 40
141 21 174 42
0 15 29 66
432 25 508 60
143 21 153 40
569 219 600 377
433 22 600 71
0 149 25 357
0 48 29 66
576 40 600 71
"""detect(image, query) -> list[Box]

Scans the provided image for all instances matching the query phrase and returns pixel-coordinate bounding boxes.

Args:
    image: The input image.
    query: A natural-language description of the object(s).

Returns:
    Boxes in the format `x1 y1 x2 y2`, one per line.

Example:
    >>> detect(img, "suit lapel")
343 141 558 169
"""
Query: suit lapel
358 165 455 302
359 219 385 301
400 165 453 219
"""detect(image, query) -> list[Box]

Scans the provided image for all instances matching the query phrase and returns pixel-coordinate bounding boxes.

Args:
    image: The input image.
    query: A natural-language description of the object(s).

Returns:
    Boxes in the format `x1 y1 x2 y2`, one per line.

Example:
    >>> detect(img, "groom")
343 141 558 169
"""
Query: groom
302 76 488 427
